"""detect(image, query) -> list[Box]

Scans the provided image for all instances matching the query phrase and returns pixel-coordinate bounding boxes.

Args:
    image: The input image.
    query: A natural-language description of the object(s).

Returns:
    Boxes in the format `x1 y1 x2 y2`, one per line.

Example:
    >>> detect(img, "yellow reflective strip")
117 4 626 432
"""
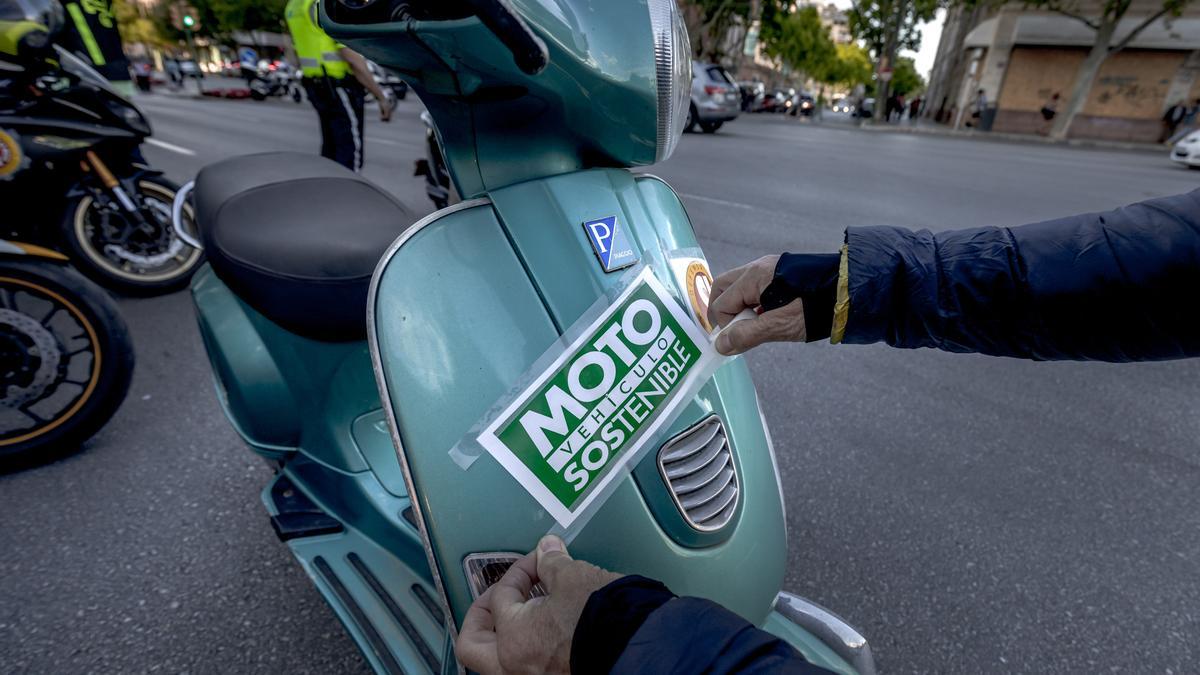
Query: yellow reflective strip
831 244 850 344
65 3 105 66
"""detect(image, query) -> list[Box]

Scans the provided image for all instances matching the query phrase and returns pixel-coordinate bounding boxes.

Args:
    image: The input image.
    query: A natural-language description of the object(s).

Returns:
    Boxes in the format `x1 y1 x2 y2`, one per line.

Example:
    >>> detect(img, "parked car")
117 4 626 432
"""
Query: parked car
687 62 739 133
1170 129 1200 168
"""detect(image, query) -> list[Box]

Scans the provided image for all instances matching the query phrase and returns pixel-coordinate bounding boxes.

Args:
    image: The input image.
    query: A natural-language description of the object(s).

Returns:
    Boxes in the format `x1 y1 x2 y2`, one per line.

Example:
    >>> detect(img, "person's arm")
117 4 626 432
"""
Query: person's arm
338 46 392 122
709 190 1200 361
456 536 829 675
576 577 833 674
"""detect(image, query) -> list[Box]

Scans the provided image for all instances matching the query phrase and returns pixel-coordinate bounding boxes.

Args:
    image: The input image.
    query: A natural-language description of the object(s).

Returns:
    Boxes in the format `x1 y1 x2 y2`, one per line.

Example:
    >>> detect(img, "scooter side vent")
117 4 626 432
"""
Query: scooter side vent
657 415 739 531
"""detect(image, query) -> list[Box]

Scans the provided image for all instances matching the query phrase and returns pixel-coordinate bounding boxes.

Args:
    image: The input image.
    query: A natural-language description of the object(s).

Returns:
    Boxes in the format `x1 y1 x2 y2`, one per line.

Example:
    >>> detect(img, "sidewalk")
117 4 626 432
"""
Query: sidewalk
855 118 1167 154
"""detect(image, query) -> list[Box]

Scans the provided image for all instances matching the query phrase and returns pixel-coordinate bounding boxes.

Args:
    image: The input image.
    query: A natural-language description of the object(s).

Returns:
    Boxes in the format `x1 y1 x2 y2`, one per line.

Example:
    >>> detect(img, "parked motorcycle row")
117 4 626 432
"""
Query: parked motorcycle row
5 1 876 674
2 37 203 467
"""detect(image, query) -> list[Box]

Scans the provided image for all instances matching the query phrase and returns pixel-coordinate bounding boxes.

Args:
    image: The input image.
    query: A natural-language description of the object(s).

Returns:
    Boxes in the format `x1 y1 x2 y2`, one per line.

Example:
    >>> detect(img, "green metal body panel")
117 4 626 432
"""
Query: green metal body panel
322 0 659 199
371 169 789 629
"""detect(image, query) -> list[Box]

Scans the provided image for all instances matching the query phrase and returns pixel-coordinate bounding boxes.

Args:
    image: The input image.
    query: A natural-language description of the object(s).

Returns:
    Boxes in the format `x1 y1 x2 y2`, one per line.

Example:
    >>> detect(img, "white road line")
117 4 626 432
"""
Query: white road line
145 138 197 156
678 193 756 210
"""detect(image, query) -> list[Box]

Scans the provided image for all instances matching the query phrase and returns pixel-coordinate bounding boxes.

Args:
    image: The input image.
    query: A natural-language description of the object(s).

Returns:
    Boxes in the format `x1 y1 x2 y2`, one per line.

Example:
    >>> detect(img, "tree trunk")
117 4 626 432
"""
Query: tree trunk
1050 20 1116 139
874 0 907 124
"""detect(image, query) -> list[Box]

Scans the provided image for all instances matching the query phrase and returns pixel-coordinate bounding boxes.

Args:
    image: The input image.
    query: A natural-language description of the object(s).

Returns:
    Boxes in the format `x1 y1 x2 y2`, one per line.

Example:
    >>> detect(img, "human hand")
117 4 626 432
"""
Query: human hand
380 96 394 122
456 535 622 675
707 255 806 356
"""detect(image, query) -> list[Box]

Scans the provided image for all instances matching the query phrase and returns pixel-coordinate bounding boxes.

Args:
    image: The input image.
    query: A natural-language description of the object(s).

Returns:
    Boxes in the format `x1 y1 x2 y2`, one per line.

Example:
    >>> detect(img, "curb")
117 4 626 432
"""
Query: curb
855 122 1166 154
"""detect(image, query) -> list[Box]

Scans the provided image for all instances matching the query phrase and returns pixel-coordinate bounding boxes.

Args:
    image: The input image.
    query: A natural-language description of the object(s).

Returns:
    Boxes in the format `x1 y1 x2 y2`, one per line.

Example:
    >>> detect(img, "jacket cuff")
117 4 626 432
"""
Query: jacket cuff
570 575 676 675
762 253 840 342
831 244 850 344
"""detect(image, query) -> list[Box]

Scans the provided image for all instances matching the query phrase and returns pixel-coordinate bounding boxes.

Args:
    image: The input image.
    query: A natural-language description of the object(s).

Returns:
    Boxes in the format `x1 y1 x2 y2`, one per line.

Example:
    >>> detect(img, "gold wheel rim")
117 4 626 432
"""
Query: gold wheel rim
0 276 103 446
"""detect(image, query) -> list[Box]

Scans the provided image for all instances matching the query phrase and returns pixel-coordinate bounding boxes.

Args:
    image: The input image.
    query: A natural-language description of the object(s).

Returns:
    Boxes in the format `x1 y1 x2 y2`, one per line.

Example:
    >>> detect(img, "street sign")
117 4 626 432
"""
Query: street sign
879 68 893 82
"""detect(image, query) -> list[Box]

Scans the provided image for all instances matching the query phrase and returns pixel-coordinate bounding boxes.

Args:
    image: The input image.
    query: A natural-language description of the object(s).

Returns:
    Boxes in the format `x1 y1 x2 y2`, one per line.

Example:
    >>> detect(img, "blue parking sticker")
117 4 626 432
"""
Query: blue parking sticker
583 216 638 273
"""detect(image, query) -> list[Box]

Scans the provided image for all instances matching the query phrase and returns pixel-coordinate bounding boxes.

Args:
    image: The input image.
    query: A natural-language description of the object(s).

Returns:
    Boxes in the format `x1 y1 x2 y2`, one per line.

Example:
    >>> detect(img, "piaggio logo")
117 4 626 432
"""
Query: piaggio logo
583 216 638 273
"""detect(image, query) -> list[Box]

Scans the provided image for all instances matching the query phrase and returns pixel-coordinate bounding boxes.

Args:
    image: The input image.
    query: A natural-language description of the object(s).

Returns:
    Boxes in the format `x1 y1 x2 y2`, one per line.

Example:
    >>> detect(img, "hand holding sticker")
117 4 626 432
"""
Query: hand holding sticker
707 255 807 356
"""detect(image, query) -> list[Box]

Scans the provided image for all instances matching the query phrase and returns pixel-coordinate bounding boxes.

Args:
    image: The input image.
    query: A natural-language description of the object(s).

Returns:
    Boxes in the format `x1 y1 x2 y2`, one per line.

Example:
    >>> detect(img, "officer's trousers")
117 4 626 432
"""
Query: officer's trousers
302 77 366 171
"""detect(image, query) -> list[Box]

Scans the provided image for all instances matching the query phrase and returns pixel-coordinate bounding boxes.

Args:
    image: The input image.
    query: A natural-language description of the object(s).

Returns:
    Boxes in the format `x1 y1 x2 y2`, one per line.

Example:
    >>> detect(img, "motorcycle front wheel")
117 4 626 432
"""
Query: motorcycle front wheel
0 260 134 469
62 176 204 295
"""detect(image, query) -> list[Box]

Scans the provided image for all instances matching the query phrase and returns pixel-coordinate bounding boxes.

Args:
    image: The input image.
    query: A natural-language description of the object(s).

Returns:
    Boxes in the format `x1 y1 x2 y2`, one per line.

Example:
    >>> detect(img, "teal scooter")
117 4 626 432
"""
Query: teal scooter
173 1 875 672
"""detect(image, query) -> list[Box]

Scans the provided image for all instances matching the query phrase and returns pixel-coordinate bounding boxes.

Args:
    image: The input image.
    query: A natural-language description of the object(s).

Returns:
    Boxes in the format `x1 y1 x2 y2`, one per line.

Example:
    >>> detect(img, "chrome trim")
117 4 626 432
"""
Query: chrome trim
774 592 876 675
171 180 203 250
656 414 740 532
365 197 493 649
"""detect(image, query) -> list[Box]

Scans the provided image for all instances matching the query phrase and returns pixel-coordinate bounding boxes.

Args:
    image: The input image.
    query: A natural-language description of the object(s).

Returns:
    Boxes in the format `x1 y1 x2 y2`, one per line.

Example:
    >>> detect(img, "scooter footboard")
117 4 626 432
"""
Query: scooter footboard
369 168 800 647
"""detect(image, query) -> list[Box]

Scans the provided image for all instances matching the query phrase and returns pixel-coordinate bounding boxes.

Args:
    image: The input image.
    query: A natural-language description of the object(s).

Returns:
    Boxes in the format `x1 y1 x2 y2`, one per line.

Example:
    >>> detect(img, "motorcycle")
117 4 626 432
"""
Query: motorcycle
174 1 875 673
249 60 303 103
0 238 134 468
0 46 203 295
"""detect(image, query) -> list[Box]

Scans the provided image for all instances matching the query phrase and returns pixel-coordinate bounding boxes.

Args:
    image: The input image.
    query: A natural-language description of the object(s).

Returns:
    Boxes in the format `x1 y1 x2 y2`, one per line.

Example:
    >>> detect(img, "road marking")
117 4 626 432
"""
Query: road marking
679 193 756 210
145 138 197 156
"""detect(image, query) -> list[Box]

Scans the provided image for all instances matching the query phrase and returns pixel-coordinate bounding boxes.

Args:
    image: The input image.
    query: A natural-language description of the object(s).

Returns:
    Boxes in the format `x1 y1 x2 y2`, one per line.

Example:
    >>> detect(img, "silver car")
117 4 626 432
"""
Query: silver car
687 62 740 133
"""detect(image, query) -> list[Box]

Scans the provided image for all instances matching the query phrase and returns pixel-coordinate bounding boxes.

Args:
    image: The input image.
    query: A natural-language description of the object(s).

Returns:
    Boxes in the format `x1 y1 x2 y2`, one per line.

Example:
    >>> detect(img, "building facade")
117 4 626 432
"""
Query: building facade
924 2 1200 141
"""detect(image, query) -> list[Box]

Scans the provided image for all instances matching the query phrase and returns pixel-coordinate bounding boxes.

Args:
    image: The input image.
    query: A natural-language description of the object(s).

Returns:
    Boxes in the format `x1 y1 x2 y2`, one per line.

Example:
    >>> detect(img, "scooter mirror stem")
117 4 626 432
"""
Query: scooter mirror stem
464 0 549 75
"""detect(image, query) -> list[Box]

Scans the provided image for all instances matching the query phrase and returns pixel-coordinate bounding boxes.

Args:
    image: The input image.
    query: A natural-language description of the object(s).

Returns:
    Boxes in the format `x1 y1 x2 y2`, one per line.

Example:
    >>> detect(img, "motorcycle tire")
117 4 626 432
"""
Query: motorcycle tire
251 89 267 101
61 175 205 296
700 121 723 133
0 260 134 470
685 104 697 133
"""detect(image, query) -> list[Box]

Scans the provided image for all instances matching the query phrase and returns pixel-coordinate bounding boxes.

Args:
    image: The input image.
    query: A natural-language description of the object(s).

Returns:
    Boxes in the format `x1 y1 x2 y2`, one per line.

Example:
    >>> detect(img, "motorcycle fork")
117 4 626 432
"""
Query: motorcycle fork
82 151 148 224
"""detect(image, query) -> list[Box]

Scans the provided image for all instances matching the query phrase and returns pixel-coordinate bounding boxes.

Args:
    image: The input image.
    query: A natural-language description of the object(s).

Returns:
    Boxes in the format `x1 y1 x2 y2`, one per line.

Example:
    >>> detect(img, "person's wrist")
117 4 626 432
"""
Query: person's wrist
569 575 676 675
765 253 839 342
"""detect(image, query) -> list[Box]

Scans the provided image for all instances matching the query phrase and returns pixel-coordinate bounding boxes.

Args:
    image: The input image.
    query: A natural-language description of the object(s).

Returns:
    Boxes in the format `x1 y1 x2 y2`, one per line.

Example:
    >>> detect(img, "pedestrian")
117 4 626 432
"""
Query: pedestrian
1167 97 1200 144
284 0 394 172
1038 92 1059 135
457 189 1200 675
1161 100 1186 143
908 95 921 123
968 87 987 127
164 56 181 89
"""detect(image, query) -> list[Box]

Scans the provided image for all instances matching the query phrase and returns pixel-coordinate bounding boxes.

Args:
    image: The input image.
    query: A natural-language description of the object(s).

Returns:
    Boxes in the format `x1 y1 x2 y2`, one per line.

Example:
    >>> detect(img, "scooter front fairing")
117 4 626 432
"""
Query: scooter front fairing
369 168 860 673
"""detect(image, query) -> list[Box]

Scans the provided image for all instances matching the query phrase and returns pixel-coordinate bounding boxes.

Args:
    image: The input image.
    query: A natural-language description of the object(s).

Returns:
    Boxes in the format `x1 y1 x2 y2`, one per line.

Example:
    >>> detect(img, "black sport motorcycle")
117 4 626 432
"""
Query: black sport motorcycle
0 237 133 469
1 47 202 295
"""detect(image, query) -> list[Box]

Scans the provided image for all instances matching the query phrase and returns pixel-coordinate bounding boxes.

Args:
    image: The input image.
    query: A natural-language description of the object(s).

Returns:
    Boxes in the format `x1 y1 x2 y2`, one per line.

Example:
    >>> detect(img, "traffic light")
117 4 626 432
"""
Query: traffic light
182 13 194 28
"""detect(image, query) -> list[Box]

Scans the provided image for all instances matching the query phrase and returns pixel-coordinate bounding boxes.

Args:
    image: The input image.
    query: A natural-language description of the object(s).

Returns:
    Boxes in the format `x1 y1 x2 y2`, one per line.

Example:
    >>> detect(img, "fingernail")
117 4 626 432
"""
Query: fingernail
539 535 564 553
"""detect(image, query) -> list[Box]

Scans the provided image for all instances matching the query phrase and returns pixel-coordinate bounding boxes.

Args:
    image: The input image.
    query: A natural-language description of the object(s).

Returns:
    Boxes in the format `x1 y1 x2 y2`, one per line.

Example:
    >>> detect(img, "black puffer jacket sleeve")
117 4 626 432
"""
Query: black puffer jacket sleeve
836 190 1200 361
571 576 833 674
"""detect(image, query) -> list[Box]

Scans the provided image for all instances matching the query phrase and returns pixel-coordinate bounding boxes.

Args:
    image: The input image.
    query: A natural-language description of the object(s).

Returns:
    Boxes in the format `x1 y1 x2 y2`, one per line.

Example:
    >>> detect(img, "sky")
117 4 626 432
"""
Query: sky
827 1 947 80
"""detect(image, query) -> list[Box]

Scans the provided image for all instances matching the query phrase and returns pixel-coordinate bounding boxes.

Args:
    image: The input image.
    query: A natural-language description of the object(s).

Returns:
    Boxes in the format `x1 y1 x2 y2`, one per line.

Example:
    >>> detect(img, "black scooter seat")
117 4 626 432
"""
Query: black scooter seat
194 152 417 341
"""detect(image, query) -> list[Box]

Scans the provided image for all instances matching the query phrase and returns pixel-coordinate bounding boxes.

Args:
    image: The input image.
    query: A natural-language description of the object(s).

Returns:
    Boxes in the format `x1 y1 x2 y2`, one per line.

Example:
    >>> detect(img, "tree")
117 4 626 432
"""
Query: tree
760 5 836 80
113 0 169 48
889 55 924 95
678 0 756 63
820 42 874 90
848 0 939 120
990 0 1193 138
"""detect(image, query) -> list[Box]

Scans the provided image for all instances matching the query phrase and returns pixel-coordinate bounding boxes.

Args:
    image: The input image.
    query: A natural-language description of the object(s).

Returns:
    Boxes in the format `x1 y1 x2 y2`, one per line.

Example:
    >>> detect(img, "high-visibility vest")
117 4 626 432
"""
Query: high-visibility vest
284 0 348 79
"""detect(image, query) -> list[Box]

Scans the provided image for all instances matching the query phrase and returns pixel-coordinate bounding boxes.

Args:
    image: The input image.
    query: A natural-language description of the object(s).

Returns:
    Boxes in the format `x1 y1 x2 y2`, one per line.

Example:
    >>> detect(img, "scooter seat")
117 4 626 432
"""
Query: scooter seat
194 152 417 341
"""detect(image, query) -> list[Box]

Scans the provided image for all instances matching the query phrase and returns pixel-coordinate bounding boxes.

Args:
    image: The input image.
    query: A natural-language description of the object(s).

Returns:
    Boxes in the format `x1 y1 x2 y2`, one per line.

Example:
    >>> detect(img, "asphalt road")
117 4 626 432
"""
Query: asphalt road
3 91 1198 674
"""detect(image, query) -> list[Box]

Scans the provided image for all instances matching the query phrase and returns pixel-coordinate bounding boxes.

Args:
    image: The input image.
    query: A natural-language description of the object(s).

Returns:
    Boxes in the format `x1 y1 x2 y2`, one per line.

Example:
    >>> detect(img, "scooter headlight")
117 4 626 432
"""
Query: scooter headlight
648 0 691 162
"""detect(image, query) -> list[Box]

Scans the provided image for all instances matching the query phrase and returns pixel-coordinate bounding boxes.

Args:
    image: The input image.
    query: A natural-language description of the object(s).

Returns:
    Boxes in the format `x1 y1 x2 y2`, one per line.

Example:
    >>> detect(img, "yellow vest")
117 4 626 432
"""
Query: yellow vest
284 0 349 79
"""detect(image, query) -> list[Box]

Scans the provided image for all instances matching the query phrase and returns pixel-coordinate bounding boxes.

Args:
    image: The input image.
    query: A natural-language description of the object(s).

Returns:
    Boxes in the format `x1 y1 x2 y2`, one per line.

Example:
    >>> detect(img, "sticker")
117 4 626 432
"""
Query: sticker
477 268 709 527
0 129 24 181
583 215 638 272
670 258 715 332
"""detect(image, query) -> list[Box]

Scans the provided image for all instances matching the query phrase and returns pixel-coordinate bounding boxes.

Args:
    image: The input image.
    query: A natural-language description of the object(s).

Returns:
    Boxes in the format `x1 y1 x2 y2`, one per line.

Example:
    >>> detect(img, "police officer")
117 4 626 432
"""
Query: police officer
285 0 392 172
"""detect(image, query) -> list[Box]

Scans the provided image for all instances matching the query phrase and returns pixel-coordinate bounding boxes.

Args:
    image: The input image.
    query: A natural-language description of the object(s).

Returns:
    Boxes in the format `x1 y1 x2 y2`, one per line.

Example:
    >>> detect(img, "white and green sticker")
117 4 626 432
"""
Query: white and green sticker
477 268 712 527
